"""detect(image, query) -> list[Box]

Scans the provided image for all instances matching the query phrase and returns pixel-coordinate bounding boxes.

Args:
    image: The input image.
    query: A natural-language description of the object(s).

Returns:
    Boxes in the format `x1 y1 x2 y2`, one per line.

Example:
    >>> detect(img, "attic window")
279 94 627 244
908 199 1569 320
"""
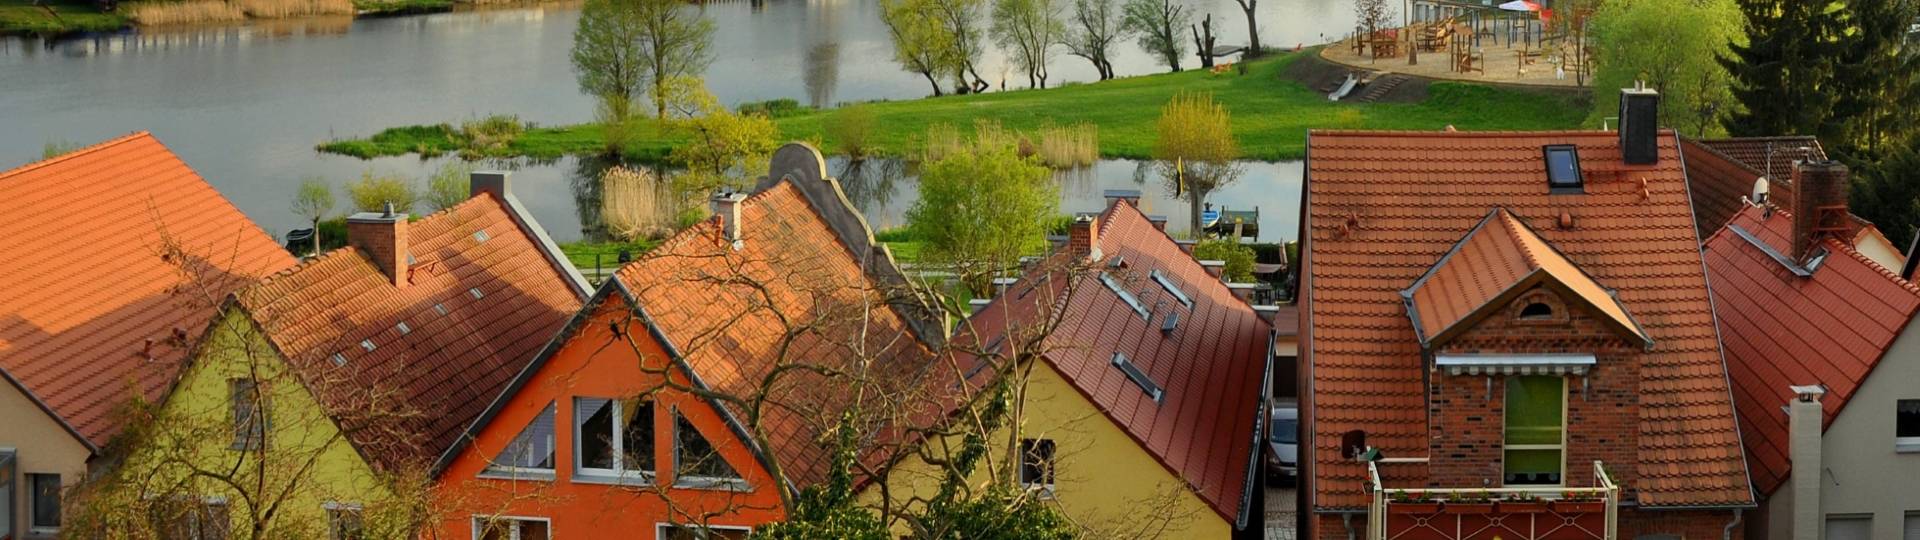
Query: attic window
473 229 491 243
1099 273 1150 320
469 288 485 299
1151 270 1192 308
360 340 376 352
1543 145 1584 192
329 353 347 367
1518 303 1554 320
396 321 411 335
1111 352 1164 403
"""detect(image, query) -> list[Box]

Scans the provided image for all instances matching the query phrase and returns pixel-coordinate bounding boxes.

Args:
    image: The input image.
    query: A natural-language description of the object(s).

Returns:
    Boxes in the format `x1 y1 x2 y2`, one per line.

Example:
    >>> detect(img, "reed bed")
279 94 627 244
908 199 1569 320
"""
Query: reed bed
1035 123 1099 169
236 0 353 18
601 166 692 241
128 1 245 25
920 120 1098 169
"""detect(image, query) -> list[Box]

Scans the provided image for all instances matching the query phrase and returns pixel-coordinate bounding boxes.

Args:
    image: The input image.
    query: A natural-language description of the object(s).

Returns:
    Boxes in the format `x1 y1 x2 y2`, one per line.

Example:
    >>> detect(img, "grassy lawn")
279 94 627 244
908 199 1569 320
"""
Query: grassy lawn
0 0 128 35
559 239 658 271
318 50 1588 162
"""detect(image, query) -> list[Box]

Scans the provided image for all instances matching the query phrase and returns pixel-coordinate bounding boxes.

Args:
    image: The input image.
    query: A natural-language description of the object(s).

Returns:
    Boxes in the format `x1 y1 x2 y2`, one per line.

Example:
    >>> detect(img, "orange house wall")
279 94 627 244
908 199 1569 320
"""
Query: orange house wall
432 297 786 538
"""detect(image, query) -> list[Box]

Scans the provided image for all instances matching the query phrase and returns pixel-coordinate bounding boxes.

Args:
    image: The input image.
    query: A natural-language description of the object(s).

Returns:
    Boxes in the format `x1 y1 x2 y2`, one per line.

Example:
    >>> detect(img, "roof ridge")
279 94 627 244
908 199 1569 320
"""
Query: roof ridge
1495 210 1545 268
0 131 154 179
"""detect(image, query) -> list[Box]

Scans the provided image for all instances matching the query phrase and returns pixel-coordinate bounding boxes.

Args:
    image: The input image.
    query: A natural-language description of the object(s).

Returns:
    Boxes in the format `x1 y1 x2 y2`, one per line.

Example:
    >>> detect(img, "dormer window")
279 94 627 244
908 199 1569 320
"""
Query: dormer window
1544 145 1584 193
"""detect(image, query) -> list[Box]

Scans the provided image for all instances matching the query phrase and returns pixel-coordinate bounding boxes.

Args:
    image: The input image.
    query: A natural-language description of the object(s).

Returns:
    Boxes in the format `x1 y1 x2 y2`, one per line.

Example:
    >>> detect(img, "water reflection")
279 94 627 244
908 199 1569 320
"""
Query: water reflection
804 41 841 108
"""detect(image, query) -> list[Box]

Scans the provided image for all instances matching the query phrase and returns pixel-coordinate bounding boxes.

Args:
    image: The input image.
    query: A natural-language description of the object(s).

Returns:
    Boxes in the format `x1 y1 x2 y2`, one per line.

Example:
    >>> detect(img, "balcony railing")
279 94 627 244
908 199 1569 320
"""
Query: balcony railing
1366 460 1619 540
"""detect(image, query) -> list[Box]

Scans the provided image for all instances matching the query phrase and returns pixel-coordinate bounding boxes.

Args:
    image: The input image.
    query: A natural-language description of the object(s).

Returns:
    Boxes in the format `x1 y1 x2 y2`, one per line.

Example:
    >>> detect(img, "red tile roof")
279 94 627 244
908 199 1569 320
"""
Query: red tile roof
1704 204 1920 496
1303 130 1753 508
234 195 583 470
959 201 1272 524
1680 139 1773 241
1695 137 1827 180
611 181 934 489
1404 208 1648 348
0 132 296 449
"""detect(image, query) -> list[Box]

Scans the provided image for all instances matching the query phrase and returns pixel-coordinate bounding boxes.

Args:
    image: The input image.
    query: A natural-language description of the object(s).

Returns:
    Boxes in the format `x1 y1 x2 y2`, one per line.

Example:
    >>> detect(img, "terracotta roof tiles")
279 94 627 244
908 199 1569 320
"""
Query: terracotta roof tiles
1303 129 1753 509
0 132 296 449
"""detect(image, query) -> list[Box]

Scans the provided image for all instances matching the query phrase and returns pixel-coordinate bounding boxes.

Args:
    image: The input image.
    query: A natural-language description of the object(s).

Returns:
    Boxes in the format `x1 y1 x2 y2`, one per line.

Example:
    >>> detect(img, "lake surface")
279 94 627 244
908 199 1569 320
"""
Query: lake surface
0 0 1348 242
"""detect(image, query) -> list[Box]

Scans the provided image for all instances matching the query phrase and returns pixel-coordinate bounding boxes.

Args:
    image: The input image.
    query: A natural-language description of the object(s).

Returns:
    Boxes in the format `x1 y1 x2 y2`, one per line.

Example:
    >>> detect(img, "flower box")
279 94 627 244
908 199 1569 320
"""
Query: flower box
1496 501 1547 513
1549 501 1606 514
1388 502 1444 514
1443 502 1496 515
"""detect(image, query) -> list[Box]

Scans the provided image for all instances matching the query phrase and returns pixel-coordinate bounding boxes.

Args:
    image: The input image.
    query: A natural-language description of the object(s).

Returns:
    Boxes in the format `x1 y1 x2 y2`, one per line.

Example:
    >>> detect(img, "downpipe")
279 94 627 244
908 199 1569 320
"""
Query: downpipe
1723 509 1743 540
1343 512 1357 540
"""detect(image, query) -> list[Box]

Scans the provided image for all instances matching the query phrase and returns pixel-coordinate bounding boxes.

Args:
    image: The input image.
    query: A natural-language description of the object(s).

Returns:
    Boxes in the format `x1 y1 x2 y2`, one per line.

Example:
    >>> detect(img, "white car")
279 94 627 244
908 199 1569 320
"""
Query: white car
1266 402 1299 484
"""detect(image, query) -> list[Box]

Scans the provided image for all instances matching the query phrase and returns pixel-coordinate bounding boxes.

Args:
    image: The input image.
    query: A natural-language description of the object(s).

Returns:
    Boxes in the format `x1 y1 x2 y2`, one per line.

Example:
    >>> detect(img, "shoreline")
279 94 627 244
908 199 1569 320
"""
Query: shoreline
316 51 1592 163
0 0 568 39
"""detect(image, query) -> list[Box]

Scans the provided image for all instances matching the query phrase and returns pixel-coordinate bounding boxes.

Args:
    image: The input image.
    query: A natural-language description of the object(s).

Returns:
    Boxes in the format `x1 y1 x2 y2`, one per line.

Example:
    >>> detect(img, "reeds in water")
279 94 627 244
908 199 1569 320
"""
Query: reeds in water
235 0 353 18
601 166 691 241
920 120 1100 169
1035 123 1098 169
129 0 352 25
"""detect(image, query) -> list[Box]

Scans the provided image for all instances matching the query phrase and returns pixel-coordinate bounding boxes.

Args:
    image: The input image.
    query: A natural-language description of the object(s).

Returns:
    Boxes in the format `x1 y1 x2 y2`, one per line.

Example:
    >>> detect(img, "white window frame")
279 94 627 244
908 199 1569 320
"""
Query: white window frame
471 515 551 540
480 402 558 481
1896 399 1920 453
655 522 752 539
324 501 364 540
27 472 59 534
1501 375 1569 487
572 397 654 485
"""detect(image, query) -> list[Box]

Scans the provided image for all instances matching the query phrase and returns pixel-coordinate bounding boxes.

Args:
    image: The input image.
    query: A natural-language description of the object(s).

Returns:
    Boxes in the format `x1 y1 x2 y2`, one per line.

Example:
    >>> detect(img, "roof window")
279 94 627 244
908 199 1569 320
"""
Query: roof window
1543 145 1584 192
469 288 485 299
330 353 347 367
396 321 411 335
360 339 376 352
433 303 448 316
1099 273 1149 320
473 229 491 243
1111 353 1164 403
1150 270 1192 308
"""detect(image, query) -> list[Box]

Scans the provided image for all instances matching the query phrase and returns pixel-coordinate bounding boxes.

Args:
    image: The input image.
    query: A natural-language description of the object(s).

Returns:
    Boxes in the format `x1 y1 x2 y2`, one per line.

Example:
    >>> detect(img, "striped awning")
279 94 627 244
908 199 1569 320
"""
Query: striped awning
1435 353 1596 376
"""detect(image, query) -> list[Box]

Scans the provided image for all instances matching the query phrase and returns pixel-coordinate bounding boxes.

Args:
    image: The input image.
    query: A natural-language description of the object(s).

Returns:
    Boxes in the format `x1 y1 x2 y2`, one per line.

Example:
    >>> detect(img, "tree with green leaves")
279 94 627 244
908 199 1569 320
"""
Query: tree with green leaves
632 0 715 119
290 177 334 256
1827 0 1920 156
1718 0 1846 139
1060 0 1130 80
1153 92 1242 238
664 77 781 193
927 0 992 93
1192 239 1254 282
1120 0 1188 72
881 0 960 96
572 0 649 121
424 161 476 211
345 171 418 214
906 124 1061 296
1586 0 1744 136
991 0 1067 89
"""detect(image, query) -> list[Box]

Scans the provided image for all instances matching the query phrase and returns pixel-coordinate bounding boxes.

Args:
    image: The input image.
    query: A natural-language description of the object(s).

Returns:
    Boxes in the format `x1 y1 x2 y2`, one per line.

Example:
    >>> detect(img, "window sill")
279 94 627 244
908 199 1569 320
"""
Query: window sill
674 476 750 491
478 469 557 482
1895 438 1920 453
572 471 656 487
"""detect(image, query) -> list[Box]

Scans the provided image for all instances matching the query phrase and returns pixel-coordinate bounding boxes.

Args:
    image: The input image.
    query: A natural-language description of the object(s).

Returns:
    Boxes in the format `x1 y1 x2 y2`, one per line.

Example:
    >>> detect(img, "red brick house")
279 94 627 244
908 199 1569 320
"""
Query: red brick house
1298 93 1755 540
431 144 944 539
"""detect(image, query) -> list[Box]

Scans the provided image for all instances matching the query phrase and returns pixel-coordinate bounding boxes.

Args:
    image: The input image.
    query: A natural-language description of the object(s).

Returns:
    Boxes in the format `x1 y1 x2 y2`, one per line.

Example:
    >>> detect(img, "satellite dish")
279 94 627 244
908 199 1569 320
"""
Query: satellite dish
1751 177 1770 206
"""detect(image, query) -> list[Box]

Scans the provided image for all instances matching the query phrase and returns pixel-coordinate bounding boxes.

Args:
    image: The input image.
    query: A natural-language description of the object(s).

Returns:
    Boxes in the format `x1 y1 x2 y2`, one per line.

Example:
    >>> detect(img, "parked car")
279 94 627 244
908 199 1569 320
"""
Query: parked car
1266 401 1299 484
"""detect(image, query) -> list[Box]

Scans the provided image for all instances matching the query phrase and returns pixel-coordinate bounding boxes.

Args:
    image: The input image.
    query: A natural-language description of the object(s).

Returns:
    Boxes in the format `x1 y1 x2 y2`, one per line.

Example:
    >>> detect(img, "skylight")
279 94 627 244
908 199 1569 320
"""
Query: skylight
473 229 491 243
433 303 448 316
360 339 376 352
330 353 347 367
469 288 485 299
396 321 411 335
1111 353 1163 403
1150 270 1192 308
1099 273 1149 320
1543 145 1583 192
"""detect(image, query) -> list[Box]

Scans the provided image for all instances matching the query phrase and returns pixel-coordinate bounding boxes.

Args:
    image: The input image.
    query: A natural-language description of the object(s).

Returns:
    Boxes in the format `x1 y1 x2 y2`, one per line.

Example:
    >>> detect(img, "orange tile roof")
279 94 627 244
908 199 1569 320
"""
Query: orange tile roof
1680 139 1774 241
956 201 1272 525
611 181 934 489
1404 208 1649 348
1303 130 1753 509
1695 136 1827 181
0 133 296 449
1704 204 1920 496
234 195 583 470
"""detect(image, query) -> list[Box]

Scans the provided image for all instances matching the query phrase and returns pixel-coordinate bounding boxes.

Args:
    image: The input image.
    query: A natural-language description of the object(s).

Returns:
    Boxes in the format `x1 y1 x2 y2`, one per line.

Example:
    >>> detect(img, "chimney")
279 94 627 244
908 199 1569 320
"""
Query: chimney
1103 189 1143 208
347 203 408 287
711 191 747 249
1618 82 1660 165
1069 212 1101 260
1788 384 1826 540
1789 160 1850 264
1148 215 1169 232
470 170 510 200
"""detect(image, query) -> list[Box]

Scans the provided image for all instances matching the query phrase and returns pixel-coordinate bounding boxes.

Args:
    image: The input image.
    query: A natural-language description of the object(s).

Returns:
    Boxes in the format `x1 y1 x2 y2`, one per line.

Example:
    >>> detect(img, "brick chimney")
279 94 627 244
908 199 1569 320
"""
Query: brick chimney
711 191 747 249
1103 189 1142 209
470 170 510 200
1789 160 1851 264
1618 83 1660 165
1788 384 1826 540
1069 212 1101 260
348 203 408 287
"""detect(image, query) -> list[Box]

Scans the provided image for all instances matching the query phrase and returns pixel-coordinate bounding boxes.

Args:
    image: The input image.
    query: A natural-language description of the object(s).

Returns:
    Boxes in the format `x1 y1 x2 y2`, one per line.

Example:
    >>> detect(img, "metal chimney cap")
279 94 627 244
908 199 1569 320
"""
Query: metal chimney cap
382 202 396 218
1789 384 1827 401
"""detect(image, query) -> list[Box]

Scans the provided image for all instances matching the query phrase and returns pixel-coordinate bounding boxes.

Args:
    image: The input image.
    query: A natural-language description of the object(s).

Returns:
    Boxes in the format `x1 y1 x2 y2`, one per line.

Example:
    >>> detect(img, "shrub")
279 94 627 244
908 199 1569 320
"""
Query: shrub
346 171 419 214
736 98 809 118
424 161 475 211
455 114 528 156
1192 239 1256 282
825 105 877 160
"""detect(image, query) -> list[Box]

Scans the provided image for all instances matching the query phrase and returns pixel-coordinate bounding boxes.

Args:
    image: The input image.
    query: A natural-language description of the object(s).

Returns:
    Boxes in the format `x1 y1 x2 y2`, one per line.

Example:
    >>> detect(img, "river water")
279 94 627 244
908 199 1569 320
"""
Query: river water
0 0 1349 242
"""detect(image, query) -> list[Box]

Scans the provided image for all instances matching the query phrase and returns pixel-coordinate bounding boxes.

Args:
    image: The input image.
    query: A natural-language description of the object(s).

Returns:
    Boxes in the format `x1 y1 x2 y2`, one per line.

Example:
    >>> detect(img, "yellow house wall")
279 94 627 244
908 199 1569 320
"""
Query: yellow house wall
0 377 92 539
118 310 399 536
861 361 1233 539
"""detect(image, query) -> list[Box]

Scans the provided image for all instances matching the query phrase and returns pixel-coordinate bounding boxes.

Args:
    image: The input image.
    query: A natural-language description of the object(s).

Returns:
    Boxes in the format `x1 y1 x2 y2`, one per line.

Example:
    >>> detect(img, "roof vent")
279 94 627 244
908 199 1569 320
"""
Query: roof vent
473 229 490 243
1160 311 1181 335
469 287 485 299
360 340 376 352
330 353 347 367
1110 353 1164 403
396 321 411 335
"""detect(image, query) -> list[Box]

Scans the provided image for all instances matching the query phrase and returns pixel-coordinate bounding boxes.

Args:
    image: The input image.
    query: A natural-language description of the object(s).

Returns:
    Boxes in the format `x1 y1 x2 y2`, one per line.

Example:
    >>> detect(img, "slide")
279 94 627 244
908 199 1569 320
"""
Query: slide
1328 73 1358 101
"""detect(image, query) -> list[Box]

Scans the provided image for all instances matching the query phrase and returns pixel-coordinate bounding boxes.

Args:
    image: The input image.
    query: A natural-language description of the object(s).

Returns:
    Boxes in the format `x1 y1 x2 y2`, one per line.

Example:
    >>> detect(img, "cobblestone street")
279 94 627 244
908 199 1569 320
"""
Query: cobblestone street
1265 483 1296 540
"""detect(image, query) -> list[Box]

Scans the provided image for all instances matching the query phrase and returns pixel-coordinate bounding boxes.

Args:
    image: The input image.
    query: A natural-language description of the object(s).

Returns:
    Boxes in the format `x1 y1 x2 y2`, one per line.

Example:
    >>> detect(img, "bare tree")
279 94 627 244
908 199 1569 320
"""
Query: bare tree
926 0 993 93
1232 0 1258 54
1121 0 1189 72
991 0 1067 88
1061 0 1130 80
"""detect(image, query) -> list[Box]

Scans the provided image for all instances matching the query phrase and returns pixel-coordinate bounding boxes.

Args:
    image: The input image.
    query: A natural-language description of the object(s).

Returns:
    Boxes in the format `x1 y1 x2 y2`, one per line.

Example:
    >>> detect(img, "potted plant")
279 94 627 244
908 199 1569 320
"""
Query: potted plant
1389 491 1443 514
1497 491 1545 513
1550 490 1606 513
1445 491 1496 514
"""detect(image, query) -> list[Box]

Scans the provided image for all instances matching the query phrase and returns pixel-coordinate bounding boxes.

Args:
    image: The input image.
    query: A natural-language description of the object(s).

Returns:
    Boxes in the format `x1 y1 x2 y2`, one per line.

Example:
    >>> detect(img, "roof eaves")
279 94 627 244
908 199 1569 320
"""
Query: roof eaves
1401 209 1504 348
0 364 97 454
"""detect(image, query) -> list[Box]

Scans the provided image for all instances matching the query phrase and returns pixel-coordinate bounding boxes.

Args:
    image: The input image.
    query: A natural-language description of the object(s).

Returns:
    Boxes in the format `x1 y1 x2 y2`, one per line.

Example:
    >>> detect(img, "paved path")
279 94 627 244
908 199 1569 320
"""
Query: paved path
1265 485 1297 540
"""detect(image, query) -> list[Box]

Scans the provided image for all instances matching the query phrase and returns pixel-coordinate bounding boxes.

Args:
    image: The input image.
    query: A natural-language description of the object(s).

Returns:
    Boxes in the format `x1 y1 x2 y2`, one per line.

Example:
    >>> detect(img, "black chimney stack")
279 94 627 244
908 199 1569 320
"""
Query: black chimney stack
1619 82 1660 165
